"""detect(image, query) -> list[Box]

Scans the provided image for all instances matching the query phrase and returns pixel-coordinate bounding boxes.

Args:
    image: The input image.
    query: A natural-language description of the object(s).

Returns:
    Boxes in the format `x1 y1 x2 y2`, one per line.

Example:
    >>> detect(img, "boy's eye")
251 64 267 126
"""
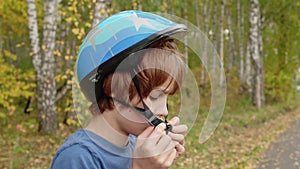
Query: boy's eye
149 96 158 101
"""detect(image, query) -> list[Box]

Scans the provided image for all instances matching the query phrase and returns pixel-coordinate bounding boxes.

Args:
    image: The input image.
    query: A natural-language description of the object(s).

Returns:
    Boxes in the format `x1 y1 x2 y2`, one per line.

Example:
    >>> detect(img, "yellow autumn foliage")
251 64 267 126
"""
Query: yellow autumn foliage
0 51 35 111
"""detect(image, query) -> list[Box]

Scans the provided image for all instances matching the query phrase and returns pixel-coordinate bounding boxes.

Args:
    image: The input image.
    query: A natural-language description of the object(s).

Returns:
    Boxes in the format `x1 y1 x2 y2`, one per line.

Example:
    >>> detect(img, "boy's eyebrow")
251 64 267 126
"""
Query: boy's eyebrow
161 82 176 94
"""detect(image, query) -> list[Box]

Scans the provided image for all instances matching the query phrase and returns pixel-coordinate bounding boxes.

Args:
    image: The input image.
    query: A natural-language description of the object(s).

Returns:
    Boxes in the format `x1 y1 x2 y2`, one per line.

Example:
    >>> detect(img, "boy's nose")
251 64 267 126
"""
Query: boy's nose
158 103 168 117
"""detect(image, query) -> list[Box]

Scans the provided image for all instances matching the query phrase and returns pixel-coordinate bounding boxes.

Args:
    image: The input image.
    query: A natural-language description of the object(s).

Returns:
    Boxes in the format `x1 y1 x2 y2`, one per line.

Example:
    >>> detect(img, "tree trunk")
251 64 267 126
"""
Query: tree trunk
249 0 265 108
195 0 200 29
245 37 252 92
219 0 225 87
212 0 219 74
225 4 237 73
201 0 211 86
27 0 59 133
55 13 64 74
0 35 2 53
137 0 142 11
183 0 188 73
27 0 43 122
60 40 77 126
258 1 265 105
237 0 245 83
92 0 111 28
26 0 41 82
39 0 59 132
195 0 204 85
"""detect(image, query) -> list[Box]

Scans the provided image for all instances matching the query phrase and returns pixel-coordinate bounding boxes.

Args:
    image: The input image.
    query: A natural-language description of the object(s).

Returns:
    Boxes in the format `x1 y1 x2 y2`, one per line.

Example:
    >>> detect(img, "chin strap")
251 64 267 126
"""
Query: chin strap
129 69 164 127
110 69 172 134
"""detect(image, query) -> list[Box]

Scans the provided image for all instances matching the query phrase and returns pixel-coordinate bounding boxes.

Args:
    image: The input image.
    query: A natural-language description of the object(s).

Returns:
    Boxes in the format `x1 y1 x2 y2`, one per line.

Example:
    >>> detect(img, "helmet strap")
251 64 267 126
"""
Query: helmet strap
108 69 172 134
129 69 173 133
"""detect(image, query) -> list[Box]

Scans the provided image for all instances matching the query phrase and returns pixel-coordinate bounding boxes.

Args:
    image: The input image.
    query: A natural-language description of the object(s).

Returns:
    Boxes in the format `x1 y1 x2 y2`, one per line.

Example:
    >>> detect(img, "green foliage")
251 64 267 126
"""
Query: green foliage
265 70 297 103
0 0 36 120
0 0 28 40
0 0 300 168
260 0 300 103
59 0 94 40
0 50 35 114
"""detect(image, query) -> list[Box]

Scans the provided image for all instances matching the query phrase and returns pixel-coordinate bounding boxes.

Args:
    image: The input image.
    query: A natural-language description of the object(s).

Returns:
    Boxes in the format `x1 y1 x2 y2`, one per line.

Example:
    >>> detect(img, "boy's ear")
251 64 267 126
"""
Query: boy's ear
129 95 143 107
101 75 113 97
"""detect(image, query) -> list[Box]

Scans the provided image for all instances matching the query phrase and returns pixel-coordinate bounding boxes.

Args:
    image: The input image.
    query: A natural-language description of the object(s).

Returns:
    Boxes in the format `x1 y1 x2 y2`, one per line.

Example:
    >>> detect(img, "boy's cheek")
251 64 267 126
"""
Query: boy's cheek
129 123 150 136
119 108 146 124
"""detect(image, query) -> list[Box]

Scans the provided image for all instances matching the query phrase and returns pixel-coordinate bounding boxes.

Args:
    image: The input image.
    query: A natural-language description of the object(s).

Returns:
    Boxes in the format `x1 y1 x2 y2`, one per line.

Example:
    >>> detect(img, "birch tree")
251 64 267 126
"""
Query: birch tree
249 0 265 108
27 0 60 132
212 0 219 75
184 0 188 72
225 3 237 73
219 0 225 87
92 0 111 28
237 0 245 83
195 0 204 85
201 0 211 86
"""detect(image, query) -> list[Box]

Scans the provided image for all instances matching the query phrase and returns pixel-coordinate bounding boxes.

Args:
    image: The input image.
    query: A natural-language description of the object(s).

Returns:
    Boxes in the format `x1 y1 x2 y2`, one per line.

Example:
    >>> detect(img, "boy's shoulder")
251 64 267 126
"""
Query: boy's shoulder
51 142 101 169
51 129 136 169
51 129 102 169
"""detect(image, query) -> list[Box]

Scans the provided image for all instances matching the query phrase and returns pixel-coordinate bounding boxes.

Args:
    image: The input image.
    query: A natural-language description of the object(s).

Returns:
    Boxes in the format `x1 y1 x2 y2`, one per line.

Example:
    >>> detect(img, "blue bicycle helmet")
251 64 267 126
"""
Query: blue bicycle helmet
76 10 187 102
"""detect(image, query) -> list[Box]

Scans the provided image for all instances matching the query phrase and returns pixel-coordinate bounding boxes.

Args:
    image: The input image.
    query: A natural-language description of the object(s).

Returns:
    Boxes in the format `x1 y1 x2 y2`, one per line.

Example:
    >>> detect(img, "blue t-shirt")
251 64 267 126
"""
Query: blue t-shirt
51 128 136 169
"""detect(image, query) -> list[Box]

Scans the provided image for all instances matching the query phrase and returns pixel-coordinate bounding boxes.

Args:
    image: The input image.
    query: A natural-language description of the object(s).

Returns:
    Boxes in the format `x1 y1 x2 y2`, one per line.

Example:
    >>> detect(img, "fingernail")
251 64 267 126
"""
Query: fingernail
156 122 166 131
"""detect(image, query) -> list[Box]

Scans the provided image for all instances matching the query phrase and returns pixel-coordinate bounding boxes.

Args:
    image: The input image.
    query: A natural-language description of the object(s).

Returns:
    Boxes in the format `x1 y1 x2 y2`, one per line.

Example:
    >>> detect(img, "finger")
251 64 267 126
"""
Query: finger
168 116 180 126
155 134 173 155
179 140 185 146
138 125 155 139
175 143 185 155
147 123 166 144
150 123 166 137
167 132 184 143
154 122 167 133
170 124 188 135
162 148 177 168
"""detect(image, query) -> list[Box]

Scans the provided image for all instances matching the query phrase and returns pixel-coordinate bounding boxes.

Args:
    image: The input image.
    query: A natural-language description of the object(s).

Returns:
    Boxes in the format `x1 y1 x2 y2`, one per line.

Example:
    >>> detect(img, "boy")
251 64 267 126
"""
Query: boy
51 10 188 169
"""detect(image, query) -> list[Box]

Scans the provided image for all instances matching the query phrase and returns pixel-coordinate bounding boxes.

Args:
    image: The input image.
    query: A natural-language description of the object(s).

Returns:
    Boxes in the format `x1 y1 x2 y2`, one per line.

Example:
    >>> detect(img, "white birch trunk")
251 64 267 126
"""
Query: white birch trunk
225 5 237 73
219 0 225 87
27 0 59 132
39 0 59 132
195 0 205 86
195 0 200 29
92 0 111 28
201 0 211 86
27 0 41 79
184 0 188 72
55 13 64 74
238 0 245 83
258 4 265 104
212 0 218 74
245 38 252 92
249 0 264 108
0 35 3 52
27 0 43 125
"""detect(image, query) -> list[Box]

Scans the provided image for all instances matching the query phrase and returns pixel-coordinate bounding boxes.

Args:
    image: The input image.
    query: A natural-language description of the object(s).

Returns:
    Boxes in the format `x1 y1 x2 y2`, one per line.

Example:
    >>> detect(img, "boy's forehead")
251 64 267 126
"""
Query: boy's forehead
155 77 177 94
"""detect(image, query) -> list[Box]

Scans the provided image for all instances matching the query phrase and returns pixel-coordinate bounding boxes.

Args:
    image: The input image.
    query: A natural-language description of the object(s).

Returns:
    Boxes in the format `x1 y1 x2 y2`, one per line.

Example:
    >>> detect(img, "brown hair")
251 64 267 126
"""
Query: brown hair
90 37 184 115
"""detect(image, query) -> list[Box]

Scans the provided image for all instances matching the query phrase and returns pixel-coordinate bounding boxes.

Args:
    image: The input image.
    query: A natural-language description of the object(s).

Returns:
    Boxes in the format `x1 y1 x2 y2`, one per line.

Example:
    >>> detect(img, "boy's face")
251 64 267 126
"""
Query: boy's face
116 80 173 136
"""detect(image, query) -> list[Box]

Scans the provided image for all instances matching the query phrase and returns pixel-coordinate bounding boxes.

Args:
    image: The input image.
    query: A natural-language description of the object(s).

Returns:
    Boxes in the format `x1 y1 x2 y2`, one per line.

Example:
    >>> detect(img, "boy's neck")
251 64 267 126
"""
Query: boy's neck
85 112 130 147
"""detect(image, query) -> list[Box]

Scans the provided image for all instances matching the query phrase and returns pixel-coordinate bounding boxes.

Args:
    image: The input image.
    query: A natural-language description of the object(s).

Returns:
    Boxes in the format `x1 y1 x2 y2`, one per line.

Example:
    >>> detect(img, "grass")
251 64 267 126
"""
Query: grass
0 94 299 169
172 94 300 169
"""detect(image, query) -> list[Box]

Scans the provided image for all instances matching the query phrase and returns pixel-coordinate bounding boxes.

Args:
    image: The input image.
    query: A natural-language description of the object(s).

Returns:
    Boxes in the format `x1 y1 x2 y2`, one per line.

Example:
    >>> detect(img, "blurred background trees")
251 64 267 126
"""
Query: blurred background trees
0 0 300 168
0 0 299 132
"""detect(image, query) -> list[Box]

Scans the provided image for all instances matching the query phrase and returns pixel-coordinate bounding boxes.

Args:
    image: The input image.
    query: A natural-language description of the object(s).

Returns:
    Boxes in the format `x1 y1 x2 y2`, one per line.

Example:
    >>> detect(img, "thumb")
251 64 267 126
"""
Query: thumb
137 125 154 138
168 116 180 126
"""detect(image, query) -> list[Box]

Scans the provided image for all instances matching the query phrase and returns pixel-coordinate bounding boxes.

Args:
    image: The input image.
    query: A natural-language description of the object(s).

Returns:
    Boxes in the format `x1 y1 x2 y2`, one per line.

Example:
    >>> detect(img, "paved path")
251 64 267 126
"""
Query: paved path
258 117 300 169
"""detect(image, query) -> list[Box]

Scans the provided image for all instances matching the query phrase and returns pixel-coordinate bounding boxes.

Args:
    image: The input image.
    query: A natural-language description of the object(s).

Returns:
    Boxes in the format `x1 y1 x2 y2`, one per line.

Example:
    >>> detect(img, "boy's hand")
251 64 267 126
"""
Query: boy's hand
167 117 188 157
132 117 188 169
132 123 177 169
